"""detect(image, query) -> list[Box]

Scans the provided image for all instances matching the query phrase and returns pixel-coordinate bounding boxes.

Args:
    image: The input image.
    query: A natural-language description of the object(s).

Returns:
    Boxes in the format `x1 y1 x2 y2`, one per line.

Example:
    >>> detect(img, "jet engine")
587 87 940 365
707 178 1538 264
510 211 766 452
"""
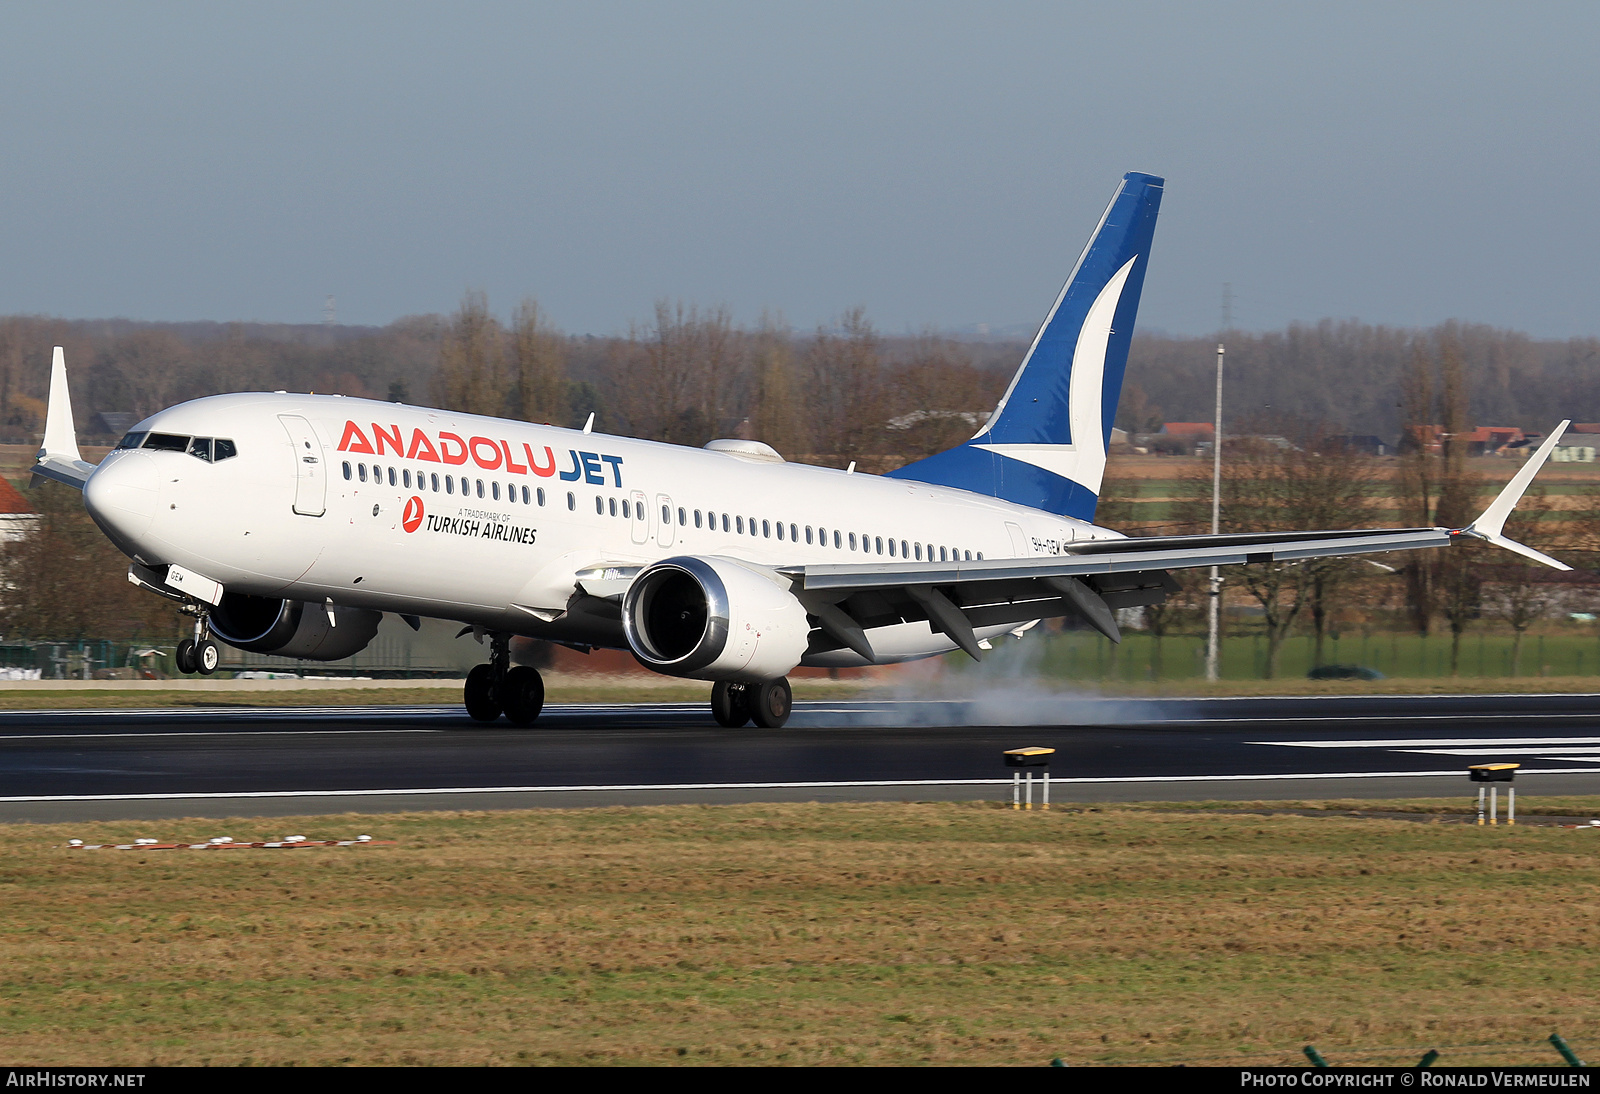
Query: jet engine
209 593 382 661
621 556 811 682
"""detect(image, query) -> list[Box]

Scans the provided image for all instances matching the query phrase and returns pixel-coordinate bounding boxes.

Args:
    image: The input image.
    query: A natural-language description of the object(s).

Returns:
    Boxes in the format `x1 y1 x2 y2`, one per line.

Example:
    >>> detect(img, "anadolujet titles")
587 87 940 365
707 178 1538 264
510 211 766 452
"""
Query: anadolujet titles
34 173 1572 727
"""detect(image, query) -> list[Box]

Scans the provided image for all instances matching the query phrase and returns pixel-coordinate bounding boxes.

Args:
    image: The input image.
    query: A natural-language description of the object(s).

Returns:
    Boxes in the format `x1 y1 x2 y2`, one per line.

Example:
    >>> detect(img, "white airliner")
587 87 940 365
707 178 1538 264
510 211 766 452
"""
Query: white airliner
32 172 1570 728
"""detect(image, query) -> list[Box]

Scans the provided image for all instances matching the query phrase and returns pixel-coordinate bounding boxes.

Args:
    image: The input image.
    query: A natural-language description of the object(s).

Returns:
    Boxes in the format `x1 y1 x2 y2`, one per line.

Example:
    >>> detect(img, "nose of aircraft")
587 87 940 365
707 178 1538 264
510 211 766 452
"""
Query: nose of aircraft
83 452 159 553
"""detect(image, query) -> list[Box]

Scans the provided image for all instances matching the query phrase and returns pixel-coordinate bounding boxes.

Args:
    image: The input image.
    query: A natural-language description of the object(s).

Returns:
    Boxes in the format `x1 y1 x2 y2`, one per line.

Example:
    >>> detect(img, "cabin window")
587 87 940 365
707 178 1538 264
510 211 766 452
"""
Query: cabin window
116 431 149 450
430 473 440 492
939 546 947 561
965 551 972 560
531 487 540 505
678 507 686 526
387 467 396 487
402 469 411 488
722 514 731 533
901 540 908 558
849 533 857 550
833 530 841 549
694 510 702 528
914 543 922 560
445 476 453 494
342 461 351 480
736 516 744 534
805 526 813 544
761 520 770 538
888 539 896 557
566 491 575 510
596 496 605 515
875 537 883 555
658 504 667 524
476 480 484 499
608 498 617 517
775 521 784 541
358 464 368 482
491 482 500 501
144 433 188 452
976 552 983 560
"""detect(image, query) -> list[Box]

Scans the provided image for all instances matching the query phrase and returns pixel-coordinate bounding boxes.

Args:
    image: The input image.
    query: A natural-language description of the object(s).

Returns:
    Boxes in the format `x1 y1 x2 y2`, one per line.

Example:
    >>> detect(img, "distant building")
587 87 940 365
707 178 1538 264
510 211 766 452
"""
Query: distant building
1161 422 1213 437
0 476 36 543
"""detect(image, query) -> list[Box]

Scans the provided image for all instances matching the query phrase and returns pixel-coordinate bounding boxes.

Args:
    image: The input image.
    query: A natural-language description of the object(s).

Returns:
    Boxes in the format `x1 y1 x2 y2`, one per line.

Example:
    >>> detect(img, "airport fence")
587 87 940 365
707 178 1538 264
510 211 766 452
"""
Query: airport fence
0 636 466 680
974 627 1600 683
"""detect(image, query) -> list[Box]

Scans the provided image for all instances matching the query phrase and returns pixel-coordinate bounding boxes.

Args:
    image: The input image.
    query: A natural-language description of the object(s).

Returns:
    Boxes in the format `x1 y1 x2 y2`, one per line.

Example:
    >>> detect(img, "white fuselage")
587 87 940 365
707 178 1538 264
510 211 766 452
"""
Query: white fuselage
83 392 1120 666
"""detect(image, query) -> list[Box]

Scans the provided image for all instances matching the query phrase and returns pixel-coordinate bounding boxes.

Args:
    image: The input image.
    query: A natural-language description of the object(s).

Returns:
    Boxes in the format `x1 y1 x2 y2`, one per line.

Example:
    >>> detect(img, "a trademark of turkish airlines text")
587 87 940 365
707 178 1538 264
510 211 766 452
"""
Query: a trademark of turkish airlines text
425 514 537 545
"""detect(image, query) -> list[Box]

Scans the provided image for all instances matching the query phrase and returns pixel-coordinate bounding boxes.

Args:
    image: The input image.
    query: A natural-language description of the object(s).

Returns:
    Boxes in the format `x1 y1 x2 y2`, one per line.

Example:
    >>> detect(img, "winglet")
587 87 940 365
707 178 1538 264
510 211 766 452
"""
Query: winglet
1459 420 1570 570
41 347 83 464
30 347 95 490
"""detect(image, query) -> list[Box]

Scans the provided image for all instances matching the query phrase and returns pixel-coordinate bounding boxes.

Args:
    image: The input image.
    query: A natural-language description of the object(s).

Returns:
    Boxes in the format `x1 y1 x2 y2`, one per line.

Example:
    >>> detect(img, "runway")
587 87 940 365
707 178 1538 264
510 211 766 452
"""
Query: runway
3 692 1600 821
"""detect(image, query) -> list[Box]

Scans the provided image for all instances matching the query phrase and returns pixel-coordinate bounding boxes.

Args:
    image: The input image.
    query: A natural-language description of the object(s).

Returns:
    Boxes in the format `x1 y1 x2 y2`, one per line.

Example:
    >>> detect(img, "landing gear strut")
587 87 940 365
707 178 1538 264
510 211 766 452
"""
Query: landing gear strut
174 607 220 676
465 633 544 726
712 676 791 729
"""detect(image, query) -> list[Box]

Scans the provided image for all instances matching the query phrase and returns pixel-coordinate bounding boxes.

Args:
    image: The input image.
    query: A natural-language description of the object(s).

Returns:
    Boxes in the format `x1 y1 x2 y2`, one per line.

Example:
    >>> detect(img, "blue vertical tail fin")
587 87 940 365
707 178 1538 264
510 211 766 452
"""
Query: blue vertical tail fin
887 172 1164 521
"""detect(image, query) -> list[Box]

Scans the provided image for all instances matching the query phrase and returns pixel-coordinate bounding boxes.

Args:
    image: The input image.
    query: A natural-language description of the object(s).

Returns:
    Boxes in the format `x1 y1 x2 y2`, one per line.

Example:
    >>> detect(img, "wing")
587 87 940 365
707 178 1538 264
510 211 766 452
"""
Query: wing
779 422 1572 661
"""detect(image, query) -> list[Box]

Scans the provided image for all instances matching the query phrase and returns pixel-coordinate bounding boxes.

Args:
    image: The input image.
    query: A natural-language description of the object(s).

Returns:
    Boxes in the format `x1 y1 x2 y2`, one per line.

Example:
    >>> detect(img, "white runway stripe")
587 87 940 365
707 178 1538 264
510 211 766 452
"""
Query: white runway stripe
1252 737 1600 749
0 729 443 741
3 767 1598 805
1403 746 1600 756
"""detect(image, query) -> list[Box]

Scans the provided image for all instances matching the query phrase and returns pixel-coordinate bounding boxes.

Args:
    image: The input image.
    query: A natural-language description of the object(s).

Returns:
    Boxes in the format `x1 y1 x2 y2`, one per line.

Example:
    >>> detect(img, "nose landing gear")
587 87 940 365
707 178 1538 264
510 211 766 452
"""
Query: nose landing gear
174 608 220 676
465 632 545 726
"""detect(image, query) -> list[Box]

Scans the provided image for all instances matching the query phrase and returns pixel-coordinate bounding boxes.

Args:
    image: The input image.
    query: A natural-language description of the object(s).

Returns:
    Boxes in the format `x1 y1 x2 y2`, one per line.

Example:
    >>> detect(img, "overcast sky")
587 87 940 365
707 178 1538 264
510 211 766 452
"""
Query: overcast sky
2 2 1597 338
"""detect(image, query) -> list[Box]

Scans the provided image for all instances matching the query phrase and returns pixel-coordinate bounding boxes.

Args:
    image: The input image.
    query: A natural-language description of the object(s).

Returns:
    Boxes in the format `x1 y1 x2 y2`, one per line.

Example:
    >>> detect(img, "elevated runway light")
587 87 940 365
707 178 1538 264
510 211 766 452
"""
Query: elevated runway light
1004 747 1055 811
1469 763 1519 826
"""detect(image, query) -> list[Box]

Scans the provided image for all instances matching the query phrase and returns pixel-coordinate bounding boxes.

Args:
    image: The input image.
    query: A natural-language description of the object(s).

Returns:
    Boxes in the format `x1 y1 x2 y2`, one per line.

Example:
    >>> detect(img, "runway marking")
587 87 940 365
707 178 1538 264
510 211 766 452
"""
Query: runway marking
3 767 1598 805
0 729 444 741
1402 746 1600 757
1252 737 1600 749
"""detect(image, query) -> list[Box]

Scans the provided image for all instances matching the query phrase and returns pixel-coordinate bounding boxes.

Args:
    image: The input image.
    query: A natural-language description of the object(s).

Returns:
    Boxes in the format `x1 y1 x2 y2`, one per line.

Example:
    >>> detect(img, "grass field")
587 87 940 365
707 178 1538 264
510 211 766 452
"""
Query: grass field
7 799 1600 1066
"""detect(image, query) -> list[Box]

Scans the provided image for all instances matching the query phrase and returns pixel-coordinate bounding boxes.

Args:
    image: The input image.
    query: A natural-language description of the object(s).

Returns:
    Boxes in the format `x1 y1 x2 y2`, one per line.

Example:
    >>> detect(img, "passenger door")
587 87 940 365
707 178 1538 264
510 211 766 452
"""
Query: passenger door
279 415 325 517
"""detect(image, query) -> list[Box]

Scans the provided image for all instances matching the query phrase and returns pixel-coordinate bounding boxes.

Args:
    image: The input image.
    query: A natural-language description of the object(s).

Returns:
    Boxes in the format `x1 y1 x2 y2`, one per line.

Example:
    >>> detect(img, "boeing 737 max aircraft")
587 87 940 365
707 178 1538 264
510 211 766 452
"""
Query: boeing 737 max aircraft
31 173 1571 728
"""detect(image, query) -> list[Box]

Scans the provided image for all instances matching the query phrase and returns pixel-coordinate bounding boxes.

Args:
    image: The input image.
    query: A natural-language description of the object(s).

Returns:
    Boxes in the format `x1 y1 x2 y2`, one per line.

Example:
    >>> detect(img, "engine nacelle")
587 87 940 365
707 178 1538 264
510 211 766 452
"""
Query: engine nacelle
622 556 811 682
210 593 382 661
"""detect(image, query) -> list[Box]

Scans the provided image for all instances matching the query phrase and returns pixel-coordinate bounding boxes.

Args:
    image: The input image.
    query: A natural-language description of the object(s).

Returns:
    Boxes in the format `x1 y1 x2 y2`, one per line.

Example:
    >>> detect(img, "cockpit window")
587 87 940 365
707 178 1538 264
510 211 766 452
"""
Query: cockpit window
187 437 213 462
213 438 237 461
115 432 148 450
143 433 188 452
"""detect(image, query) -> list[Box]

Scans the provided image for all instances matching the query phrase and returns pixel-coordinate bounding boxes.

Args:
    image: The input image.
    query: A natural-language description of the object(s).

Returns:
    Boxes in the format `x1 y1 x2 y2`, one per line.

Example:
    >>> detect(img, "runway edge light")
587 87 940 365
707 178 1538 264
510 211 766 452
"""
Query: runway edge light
1469 763 1520 826
1003 747 1055 811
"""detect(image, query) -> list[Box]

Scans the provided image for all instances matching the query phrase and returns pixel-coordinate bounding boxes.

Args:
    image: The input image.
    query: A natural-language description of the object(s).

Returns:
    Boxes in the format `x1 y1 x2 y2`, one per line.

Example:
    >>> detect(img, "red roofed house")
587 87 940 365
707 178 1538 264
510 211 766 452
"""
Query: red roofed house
0 477 36 542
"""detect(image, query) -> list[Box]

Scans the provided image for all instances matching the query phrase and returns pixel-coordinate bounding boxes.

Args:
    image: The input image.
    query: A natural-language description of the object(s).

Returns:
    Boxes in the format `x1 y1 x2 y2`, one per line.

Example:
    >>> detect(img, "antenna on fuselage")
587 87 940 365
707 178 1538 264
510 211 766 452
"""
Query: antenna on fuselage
582 413 594 434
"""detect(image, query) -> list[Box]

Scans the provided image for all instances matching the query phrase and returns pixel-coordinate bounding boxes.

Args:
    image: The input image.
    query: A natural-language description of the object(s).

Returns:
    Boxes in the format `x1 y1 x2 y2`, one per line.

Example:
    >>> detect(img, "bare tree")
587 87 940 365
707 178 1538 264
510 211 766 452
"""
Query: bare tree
511 298 568 425
434 291 508 417
747 317 806 455
804 307 885 466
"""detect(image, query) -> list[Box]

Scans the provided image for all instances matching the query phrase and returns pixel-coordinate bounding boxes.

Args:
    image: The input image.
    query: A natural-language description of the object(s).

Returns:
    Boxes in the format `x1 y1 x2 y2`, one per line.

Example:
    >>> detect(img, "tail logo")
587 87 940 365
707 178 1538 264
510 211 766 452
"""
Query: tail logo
402 496 424 533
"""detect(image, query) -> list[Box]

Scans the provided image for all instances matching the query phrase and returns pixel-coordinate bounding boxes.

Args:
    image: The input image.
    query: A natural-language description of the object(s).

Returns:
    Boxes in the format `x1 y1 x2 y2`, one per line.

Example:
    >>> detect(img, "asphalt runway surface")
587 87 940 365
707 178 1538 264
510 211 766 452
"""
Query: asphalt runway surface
4 692 1600 821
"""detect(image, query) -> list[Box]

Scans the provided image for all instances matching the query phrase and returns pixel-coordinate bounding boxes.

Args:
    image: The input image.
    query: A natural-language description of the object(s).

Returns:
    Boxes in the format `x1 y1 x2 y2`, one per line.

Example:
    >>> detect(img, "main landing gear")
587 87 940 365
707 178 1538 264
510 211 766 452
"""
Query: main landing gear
174 608 220 676
465 632 545 727
711 677 792 729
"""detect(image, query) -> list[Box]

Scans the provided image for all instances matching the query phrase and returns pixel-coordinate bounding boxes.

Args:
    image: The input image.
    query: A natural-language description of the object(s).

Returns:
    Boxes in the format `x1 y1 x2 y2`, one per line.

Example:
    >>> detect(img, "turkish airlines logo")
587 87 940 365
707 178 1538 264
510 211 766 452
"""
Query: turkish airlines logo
402 496 424 533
